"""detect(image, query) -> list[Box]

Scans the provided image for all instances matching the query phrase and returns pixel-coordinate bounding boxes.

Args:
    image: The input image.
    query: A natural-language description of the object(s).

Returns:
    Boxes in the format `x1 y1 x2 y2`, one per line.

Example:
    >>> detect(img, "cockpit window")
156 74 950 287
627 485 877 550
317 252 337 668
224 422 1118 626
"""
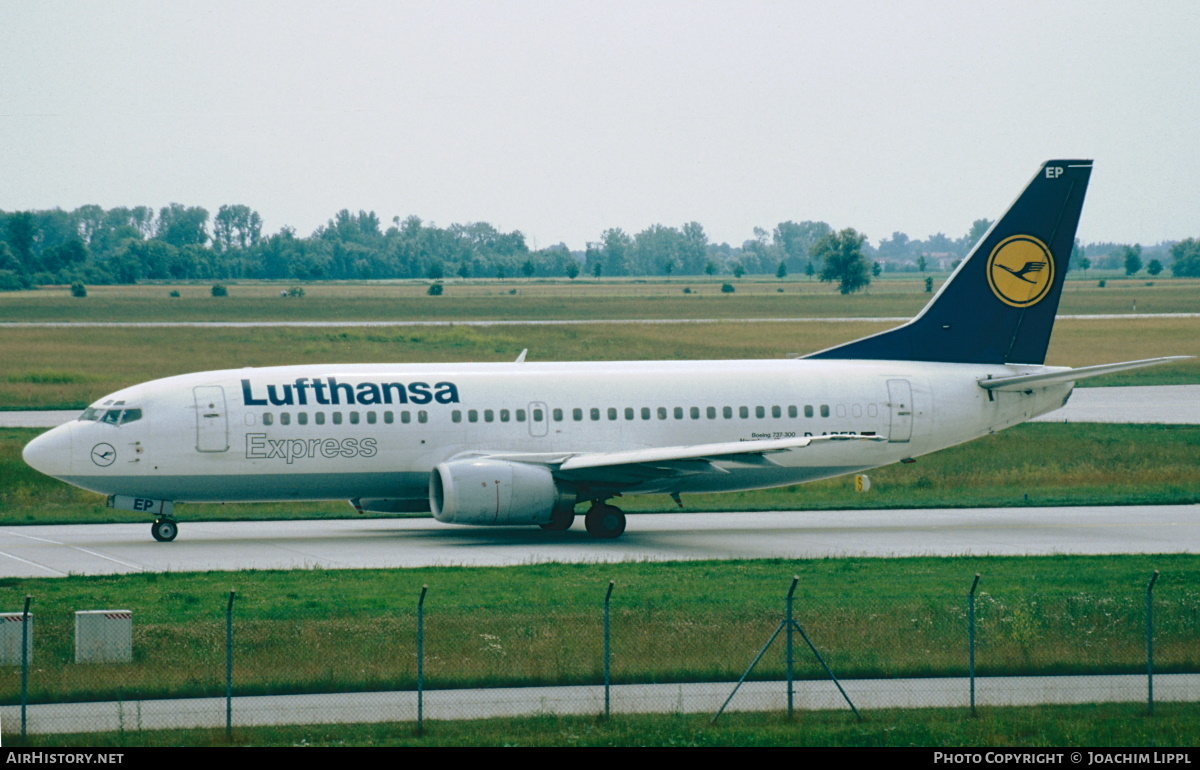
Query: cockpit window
85 407 143 425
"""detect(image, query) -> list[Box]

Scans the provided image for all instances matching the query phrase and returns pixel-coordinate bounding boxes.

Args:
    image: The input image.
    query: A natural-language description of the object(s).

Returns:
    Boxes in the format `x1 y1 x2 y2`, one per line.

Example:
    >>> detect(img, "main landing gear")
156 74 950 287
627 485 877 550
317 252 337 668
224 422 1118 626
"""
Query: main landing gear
584 502 626 539
151 518 178 542
539 509 575 531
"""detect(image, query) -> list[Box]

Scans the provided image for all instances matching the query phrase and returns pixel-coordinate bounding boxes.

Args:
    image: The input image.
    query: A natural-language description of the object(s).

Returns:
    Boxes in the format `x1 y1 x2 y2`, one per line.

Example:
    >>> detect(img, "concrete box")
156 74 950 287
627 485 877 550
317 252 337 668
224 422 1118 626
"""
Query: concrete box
75 610 132 663
0 613 33 665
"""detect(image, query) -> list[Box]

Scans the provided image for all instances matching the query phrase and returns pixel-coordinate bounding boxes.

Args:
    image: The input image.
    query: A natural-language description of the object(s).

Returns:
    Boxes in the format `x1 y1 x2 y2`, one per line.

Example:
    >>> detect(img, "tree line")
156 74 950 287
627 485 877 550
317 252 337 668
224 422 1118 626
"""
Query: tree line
1 203 1197 292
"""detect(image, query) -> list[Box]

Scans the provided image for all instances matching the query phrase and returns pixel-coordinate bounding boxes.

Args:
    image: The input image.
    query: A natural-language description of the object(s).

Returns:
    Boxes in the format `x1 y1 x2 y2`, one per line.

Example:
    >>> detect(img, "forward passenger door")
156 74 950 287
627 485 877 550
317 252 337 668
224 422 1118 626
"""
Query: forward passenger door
194 385 229 452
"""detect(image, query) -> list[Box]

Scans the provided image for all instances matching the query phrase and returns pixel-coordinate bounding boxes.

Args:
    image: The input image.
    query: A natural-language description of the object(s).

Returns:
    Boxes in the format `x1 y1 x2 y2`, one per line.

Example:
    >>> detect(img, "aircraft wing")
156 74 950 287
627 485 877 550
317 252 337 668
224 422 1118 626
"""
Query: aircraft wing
978 356 1190 391
478 434 887 493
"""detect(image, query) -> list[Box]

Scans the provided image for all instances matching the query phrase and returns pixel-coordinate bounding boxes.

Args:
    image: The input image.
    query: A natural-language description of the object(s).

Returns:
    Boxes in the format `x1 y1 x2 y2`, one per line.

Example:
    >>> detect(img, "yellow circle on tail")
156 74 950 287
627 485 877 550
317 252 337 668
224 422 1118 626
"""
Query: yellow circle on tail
986 235 1055 308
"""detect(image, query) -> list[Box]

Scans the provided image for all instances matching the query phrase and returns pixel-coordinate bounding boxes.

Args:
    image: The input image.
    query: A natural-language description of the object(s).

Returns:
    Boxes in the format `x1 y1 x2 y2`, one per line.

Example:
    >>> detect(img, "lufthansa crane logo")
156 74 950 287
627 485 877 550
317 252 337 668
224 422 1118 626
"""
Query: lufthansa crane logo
986 235 1055 308
91 443 116 467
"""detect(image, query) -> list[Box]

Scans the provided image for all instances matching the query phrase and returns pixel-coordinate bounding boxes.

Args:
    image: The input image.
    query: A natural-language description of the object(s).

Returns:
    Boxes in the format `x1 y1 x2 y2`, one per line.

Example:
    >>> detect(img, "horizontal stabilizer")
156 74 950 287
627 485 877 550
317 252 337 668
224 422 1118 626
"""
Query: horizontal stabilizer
978 356 1191 391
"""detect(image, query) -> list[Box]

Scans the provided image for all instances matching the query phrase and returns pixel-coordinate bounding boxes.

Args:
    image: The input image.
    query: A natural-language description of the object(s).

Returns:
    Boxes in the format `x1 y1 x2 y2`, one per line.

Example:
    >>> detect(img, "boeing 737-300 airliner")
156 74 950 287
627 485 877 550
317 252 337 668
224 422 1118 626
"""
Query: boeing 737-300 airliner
22 160 1187 541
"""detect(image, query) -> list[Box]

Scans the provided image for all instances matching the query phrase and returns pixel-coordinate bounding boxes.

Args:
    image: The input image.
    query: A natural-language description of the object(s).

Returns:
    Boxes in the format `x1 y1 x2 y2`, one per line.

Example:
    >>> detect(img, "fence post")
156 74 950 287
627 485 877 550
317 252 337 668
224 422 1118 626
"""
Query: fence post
417 585 428 736
1146 570 1159 716
968 574 980 717
20 594 31 742
603 580 614 719
225 590 235 740
713 575 859 723
786 576 797 718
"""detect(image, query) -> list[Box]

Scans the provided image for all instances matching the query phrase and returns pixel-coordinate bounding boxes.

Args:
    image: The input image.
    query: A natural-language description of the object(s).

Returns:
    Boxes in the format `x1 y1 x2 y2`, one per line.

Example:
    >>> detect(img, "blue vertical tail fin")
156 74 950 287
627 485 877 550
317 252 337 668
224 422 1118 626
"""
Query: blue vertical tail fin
808 160 1093 365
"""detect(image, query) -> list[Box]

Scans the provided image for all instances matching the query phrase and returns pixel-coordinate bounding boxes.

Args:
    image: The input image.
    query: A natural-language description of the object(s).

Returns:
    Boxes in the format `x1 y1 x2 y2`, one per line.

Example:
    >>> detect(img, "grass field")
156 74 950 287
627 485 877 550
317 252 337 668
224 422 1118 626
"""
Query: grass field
2 423 1198 525
2 275 1196 409
1 316 1197 409
0 274 1197 322
1 555 1196 706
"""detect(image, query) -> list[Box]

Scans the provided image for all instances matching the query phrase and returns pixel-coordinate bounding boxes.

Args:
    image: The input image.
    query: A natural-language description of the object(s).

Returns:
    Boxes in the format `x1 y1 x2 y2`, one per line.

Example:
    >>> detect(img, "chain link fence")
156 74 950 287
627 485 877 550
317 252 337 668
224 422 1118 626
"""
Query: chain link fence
2 571 1197 738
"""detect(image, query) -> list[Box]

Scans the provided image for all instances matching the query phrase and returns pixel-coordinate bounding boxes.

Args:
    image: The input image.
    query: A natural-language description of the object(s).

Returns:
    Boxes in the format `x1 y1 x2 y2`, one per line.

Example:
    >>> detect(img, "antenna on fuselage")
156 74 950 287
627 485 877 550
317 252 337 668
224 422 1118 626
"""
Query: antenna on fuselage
515 349 528 363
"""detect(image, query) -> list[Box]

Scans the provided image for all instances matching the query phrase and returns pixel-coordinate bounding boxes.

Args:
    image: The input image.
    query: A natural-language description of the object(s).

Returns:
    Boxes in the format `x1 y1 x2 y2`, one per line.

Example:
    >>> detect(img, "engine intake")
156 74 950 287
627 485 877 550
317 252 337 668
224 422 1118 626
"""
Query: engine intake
430 459 570 525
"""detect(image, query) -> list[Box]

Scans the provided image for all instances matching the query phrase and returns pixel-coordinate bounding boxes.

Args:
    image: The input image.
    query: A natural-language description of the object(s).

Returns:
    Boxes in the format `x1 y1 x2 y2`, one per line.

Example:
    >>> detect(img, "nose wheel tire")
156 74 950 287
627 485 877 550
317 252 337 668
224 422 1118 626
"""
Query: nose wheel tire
585 504 626 538
151 518 178 542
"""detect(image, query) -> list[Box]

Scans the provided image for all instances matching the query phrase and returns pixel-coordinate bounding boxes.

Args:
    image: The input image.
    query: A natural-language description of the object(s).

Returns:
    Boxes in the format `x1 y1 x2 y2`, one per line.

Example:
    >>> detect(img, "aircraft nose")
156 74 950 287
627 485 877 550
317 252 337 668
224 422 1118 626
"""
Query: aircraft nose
23 423 74 479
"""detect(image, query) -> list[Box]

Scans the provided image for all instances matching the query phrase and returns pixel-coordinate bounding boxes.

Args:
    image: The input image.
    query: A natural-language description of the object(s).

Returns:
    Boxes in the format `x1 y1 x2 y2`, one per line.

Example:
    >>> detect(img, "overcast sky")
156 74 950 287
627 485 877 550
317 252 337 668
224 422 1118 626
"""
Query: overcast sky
2 0 1198 250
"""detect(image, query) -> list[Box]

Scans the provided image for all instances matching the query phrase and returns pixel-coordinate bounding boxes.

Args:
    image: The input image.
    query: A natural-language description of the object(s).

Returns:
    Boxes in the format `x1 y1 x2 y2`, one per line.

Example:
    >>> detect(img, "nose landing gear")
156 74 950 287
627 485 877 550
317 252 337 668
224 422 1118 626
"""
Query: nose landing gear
151 518 178 542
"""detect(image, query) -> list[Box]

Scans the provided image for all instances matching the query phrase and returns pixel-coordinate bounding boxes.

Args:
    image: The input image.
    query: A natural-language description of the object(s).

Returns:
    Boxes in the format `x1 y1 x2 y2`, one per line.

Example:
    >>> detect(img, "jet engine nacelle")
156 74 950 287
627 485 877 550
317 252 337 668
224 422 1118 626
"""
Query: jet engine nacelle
430 459 568 525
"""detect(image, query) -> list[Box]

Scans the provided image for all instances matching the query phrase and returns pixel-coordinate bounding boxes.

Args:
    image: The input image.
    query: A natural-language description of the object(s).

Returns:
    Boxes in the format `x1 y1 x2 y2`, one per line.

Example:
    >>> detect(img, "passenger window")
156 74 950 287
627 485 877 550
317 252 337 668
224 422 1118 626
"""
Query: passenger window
573 408 583 421
553 409 563 421
625 408 635 420
739 406 749 419
485 409 494 422
657 407 667 420
350 411 360 424
402 411 412 423
690 406 700 419
591 408 601 421
820 405 830 418
468 410 478 423
851 404 862 418
772 406 781 418
836 405 847 418
640 407 650 420
805 405 814 418
334 412 343 424
418 411 428 423
452 411 462 423
707 406 716 419
298 412 308 425
263 413 274 426
868 404 878 417
367 411 377 424
532 409 542 422
384 411 394 424
756 406 765 419
789 405 798 418
608 408 618 420
723 406 733 419
316 412 326 425
517 409 527 422
500 409 510 422
674 407 683 419
281 412 291 425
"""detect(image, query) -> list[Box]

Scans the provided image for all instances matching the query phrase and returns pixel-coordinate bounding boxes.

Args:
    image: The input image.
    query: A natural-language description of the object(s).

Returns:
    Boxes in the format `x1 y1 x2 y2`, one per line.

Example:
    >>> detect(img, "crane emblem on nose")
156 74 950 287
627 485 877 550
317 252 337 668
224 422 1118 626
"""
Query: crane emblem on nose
91 443 116 467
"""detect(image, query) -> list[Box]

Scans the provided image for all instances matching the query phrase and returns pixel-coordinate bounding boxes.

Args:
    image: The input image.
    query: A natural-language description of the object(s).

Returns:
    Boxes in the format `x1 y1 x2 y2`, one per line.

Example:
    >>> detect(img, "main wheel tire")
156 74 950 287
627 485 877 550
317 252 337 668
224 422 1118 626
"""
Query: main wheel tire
585 504 626 538
151 518 178 542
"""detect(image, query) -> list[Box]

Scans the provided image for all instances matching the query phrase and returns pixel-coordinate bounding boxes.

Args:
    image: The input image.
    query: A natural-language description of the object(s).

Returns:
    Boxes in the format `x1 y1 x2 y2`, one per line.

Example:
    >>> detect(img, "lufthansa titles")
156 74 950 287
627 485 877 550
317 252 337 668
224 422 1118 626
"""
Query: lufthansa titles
241 377 459 407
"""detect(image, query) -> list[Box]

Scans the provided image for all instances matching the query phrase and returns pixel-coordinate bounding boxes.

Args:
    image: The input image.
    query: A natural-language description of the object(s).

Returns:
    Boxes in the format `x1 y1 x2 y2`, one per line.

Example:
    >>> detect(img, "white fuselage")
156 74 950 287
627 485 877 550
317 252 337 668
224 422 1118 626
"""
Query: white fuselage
24 358 1071 505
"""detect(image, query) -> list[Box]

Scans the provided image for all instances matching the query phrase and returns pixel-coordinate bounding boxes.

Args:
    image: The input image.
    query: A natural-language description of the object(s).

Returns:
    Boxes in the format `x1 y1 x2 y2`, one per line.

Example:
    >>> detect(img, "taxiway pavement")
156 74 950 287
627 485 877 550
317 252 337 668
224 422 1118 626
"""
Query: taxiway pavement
2 504 1197 578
